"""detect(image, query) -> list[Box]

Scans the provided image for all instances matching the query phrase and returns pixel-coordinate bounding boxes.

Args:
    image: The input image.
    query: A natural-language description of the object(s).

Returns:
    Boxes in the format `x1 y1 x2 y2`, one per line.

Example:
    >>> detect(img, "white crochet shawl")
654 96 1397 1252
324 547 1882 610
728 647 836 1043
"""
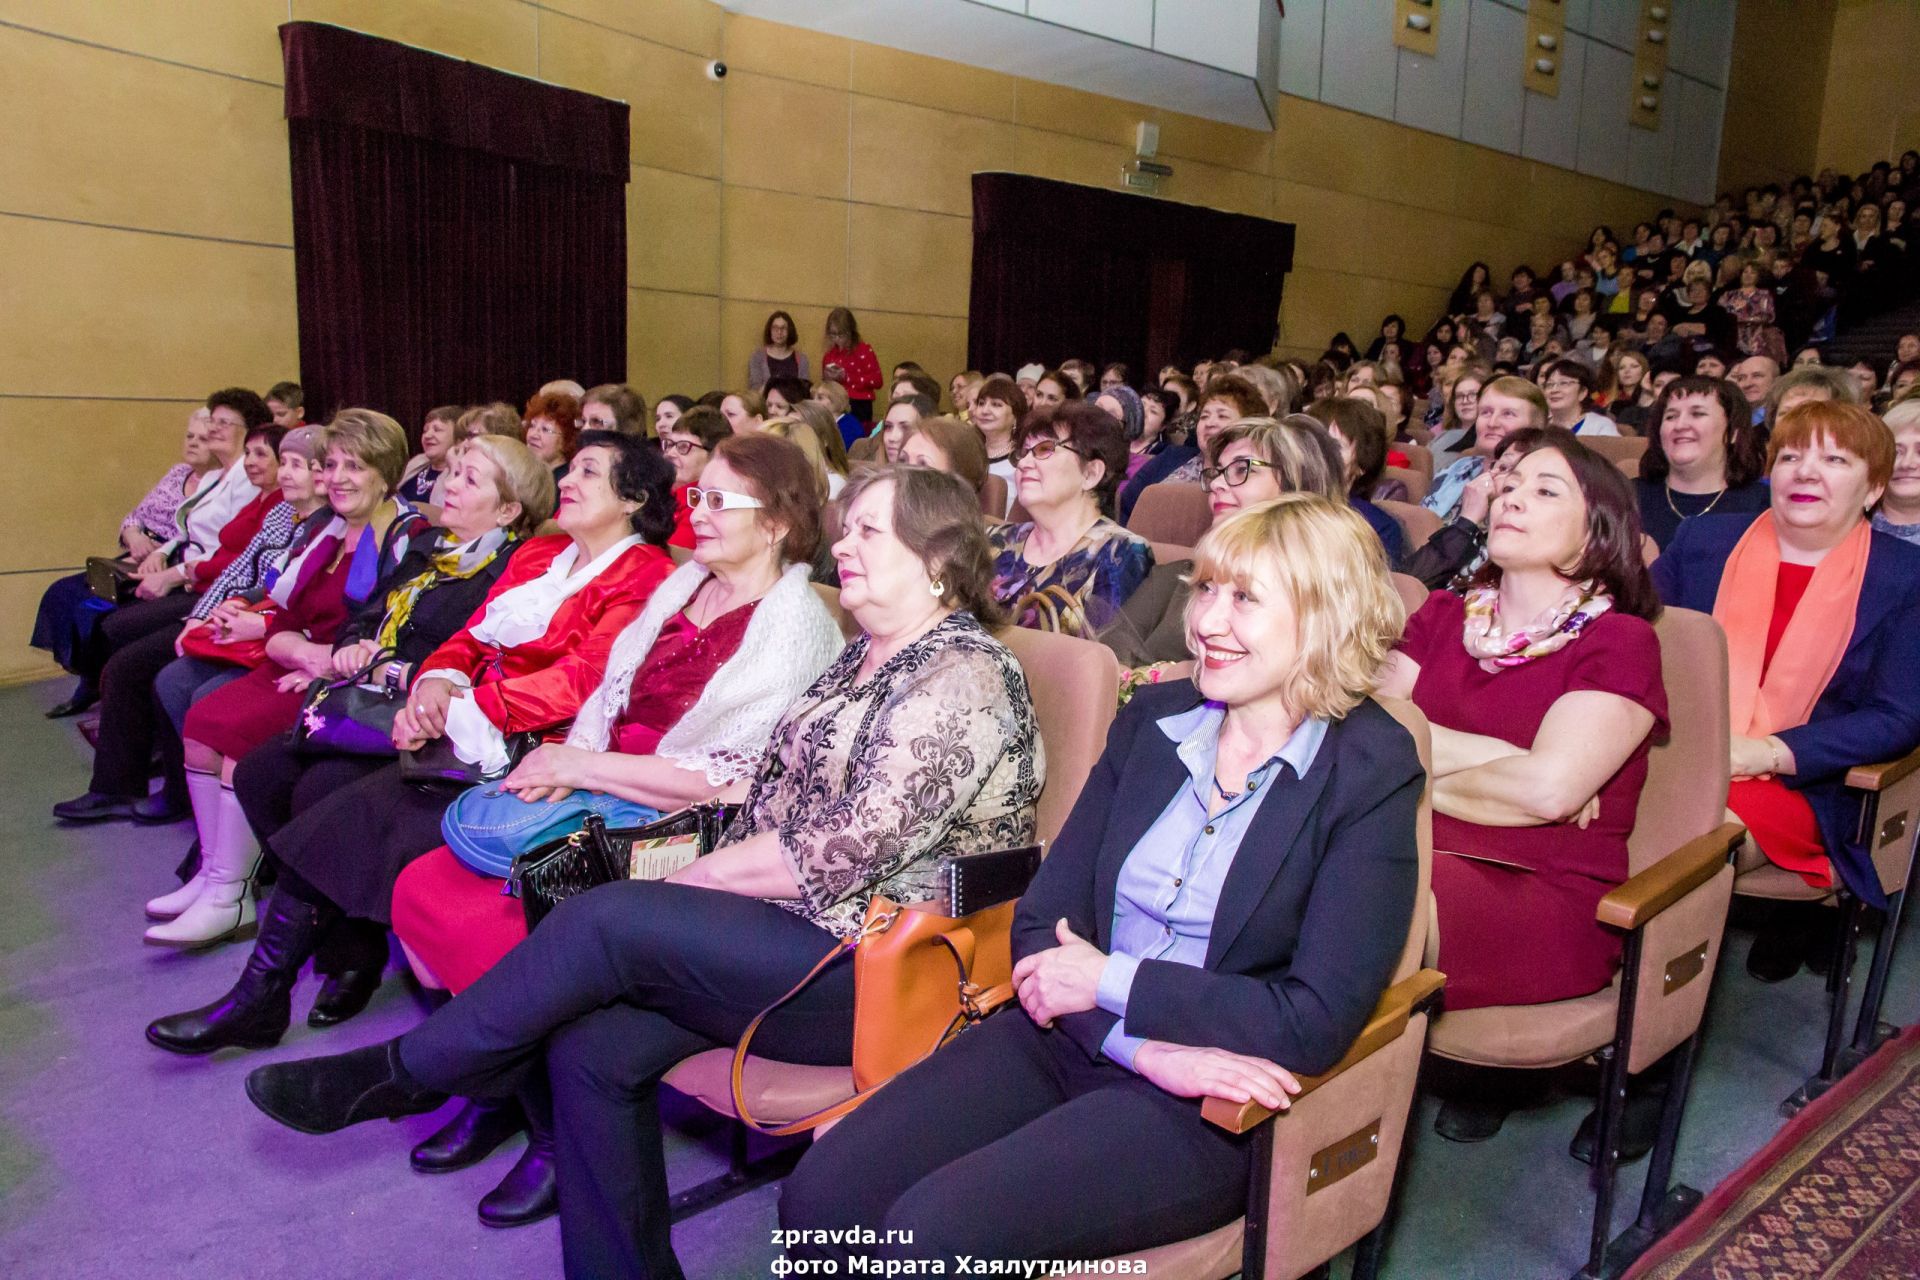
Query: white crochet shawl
565 560 846 786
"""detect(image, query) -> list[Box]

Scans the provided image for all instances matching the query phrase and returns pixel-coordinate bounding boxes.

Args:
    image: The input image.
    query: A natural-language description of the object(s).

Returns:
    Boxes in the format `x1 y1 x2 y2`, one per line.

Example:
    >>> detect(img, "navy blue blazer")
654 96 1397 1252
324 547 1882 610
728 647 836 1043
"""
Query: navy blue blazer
1012 680 1423 1076
1653 513 1920 904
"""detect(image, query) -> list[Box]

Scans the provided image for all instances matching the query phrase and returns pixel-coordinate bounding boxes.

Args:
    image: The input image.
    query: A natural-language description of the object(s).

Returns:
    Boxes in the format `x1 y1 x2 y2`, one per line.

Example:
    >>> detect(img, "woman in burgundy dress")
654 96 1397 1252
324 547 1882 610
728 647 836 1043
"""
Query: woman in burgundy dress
1378 428 1667 1145
388 435 846 1226
152 411 429 947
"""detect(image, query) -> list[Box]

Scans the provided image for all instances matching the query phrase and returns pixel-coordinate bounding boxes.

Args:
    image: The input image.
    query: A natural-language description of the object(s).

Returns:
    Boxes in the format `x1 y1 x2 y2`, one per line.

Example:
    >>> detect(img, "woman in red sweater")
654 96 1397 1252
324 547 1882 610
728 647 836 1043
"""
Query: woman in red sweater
822 306 882 423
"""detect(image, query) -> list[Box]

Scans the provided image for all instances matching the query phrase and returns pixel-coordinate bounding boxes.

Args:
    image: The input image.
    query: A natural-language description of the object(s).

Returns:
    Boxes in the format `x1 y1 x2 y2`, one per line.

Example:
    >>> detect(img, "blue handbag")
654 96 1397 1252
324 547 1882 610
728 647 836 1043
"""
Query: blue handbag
442 784 662 879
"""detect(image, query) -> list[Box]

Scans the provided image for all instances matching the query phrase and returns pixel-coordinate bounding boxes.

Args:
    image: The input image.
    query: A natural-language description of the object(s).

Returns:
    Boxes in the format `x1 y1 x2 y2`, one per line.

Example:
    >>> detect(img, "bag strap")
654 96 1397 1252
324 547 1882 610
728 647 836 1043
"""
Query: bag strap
728 909 1004 1136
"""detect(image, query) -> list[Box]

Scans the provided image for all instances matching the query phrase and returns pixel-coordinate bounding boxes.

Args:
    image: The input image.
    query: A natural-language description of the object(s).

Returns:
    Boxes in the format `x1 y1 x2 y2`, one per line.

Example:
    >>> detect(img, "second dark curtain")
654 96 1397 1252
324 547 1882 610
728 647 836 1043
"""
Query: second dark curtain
282 22 629 432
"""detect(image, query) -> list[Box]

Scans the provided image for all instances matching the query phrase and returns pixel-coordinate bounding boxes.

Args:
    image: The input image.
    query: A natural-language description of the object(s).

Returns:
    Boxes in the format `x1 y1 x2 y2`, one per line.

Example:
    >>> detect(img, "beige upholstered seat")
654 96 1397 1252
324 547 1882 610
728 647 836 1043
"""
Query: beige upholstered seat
1375 500 1441 554
1382 464 1429 504
1127 482 1212 547
1583 434 1649 474
1390 572 1429 617
978 473 1008 517
663 1051 854 1123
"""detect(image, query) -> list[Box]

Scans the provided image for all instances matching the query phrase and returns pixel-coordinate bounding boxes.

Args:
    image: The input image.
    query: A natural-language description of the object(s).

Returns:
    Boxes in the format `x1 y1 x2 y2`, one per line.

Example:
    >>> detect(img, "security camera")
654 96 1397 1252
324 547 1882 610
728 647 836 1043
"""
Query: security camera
706 60 727 81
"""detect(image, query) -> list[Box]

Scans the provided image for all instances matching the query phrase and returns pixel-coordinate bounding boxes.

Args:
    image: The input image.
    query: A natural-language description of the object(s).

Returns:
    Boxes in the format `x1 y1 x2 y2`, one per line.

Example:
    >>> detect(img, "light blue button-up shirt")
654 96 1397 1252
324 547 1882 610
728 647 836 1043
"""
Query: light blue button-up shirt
1094 701 1328 1071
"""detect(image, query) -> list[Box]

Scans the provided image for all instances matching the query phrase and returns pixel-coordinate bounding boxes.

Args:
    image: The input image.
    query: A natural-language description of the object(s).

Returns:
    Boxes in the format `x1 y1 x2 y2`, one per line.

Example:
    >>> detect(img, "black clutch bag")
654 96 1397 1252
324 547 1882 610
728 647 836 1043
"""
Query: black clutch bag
506 802 736 931
85 556 141 604
931 844 1043 916
399 730 539 786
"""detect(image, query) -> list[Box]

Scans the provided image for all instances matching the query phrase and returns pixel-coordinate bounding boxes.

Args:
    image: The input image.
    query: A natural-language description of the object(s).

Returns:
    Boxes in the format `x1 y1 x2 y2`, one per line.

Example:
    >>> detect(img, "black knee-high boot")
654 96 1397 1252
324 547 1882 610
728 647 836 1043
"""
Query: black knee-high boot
146 887 336 1055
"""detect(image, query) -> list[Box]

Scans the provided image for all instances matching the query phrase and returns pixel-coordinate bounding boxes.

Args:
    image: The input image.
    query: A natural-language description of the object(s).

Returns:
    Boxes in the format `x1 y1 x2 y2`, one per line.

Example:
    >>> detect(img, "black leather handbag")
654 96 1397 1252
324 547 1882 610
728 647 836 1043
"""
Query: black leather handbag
290 649 403 757
506 802 736 930
398 731 539 786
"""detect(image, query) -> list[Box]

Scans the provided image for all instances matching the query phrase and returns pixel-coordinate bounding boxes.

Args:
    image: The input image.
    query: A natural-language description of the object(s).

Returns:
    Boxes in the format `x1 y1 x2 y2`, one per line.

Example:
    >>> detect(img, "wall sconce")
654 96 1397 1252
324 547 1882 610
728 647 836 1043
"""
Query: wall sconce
1631 0 1669 130
1534 57 1558 75
1646 28 1666 43
1536 33 1559 50
1406 13 1432 31
1639 94 1660 111
1649 5 1668 20
1394 0 1439 54
1641 73 1661 90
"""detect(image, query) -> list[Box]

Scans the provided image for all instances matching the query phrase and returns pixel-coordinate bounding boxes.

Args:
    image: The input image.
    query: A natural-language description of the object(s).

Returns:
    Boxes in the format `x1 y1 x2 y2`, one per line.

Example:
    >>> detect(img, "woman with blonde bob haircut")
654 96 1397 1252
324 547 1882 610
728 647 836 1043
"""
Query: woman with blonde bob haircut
782 493 1424 1271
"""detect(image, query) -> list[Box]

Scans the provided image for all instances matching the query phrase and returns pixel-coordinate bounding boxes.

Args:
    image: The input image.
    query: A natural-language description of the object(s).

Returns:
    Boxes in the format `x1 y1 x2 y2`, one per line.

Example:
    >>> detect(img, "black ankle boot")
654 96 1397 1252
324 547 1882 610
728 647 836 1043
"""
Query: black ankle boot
412 1098 527 1173
246 1039 448 1135
1747 902 1817 983
1569 1074 1670 1166
308 968 383 1027
1434 1096 1512 1143
478 1102 557 1228
46 679 98 718
145 892 334 1055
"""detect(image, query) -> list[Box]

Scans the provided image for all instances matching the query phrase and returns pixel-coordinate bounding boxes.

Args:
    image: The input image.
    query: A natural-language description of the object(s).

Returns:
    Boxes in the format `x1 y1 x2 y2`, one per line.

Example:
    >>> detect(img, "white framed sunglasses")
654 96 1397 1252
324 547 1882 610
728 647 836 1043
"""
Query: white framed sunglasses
684 487 765 512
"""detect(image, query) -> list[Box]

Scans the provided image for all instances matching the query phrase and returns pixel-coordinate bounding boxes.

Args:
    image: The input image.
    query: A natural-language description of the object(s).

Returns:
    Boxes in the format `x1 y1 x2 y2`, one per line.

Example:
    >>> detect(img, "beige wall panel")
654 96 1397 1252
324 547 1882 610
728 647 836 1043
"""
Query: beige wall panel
1009 127 1132 192
628 166 721 294
720 14 850 90
629 288 719 402
1817 0 1920 173
1280 267 1446 353
0 0 286 83
0 27 290 245
719 300 836 393
1165 158 1271 218
1014 81 1144 147
537 0 722 55
849 43 1017 122
1446 145 1534 229
1398 136 1468 218
0 217 297 400
722 72 851 201
1271 98 1410 207
1272 180 1379 277
849 96 1015 218
0 399 200 571
292 0 538 76
1150 109 1272 175
720 188 848 307
1 573 65 684
539 12 722 177
855 312 969 383
847 206 971 318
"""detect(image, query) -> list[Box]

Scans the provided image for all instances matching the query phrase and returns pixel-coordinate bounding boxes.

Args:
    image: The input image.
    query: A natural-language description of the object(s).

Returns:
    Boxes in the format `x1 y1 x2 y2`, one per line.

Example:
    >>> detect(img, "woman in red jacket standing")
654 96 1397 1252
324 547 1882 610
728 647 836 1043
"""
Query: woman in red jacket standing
822 306 882 424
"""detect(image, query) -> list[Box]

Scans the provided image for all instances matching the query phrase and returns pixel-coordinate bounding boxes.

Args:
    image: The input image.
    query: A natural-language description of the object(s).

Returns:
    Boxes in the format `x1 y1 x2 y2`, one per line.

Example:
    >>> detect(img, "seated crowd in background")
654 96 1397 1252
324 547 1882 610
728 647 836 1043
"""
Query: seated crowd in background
23 151 1920 1278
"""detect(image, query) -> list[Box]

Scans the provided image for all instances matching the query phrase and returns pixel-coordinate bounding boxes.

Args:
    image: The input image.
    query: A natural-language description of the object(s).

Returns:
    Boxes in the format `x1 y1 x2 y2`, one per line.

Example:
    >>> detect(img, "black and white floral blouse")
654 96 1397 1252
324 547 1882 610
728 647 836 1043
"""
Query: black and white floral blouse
726 612 1044 938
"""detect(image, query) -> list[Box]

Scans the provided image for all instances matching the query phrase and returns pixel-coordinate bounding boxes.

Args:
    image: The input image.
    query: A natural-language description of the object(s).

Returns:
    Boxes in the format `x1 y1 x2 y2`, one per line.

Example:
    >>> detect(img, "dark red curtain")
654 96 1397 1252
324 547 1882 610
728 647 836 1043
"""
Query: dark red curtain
280 22 629 433
967 173 1294 377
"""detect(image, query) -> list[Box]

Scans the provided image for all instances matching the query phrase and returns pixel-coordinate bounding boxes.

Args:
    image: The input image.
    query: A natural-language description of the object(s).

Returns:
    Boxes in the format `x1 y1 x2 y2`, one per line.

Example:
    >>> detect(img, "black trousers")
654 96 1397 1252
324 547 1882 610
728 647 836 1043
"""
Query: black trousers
79 592 196 680
780 1011 1252 1269
232 735 396 977
90 624 186 798
398 880 856 1280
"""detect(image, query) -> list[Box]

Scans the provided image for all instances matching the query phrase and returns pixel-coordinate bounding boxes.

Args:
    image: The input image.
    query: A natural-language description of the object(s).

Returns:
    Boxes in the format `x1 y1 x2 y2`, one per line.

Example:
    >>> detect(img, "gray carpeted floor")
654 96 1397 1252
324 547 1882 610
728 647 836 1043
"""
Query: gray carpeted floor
2 678 1915 1279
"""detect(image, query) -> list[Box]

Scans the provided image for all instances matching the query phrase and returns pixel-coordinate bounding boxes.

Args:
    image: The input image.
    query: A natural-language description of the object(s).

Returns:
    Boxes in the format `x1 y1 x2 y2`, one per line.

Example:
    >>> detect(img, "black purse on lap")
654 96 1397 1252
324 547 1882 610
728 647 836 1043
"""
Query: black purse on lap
506 802 736 930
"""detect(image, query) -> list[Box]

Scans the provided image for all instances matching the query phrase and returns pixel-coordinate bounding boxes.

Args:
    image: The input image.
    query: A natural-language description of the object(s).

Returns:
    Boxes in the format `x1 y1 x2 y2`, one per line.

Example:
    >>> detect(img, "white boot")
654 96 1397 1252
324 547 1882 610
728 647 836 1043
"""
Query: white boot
145 784 260 947
145 771 220 919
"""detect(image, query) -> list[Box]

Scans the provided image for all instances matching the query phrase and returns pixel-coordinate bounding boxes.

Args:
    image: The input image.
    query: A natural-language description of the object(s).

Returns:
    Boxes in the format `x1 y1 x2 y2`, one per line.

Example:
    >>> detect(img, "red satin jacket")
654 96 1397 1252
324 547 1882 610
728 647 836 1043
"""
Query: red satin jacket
414 535 675 735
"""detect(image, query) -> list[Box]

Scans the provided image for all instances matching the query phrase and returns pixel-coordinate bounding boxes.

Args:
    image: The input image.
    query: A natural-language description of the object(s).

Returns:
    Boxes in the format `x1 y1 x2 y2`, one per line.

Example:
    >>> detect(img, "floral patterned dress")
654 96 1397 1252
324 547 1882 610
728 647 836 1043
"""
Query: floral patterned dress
726 613 1044 938
988 518 1155 638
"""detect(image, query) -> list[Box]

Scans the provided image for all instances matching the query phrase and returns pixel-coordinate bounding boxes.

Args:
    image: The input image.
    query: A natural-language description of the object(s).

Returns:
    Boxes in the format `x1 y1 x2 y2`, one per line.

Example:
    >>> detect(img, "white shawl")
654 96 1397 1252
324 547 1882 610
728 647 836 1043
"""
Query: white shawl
566 560 846 786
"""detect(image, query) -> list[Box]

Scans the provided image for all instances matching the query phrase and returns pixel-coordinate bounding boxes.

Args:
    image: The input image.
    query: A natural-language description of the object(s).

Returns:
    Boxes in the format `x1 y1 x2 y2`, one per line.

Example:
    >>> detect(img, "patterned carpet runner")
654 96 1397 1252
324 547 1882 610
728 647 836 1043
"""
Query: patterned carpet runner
1628 1024 1920 1279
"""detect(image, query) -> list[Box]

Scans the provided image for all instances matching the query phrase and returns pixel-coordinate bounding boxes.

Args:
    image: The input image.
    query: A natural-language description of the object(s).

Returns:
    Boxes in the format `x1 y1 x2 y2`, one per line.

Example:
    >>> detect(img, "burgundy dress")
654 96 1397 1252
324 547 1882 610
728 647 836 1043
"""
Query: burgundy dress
391 602 759 993
1401 591 1668 1010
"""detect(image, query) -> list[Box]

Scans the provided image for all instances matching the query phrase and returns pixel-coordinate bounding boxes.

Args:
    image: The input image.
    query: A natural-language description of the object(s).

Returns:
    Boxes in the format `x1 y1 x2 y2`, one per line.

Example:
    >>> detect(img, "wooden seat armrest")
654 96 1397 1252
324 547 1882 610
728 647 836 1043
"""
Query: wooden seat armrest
1846 746 1920 792
1201 969 1445 1134
1595 822 1744 931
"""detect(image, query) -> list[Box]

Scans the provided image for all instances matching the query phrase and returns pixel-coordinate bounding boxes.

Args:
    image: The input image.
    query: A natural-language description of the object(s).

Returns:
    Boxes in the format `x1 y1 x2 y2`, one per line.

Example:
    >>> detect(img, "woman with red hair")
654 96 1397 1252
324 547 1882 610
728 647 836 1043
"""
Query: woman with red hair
524 391 582 482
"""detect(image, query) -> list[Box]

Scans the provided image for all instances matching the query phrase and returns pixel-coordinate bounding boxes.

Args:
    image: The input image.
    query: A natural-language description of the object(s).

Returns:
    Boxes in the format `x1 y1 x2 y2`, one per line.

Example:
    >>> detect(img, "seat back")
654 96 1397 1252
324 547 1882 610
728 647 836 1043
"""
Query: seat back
978 473 1008 518
847 435 880 464
810 582 859 641
1149 541 1194 564
1584 435 1649 474
1623 607 1735 1074
1383 465 1429 504
1400 442 1433 478
995 626 1121 847
1378 698 1434 982
1127 482 1213 547
1376 500 1442 554
1864 749 1920 895
667 543 694 566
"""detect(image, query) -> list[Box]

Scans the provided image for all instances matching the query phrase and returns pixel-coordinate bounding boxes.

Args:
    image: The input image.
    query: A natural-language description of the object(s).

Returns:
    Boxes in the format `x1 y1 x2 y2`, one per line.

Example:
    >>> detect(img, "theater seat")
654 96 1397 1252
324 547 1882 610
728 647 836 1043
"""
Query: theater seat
1391 573 1428 617
1735 744 1920 1111
1421 607 1744 1278
1382 465 1429 504
1400 442 1433 479
1071 698 1444 1280
1583 435 1648 476
662 621 1122 1217
1375 500 1441 554
979 473 1008 517
1127 483 1212 547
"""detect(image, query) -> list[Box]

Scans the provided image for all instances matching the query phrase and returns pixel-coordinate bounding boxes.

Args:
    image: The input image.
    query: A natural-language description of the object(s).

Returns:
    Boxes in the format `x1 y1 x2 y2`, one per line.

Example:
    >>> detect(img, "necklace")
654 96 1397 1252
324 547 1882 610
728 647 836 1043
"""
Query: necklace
1666 484 1727 520
1213 776 1241 802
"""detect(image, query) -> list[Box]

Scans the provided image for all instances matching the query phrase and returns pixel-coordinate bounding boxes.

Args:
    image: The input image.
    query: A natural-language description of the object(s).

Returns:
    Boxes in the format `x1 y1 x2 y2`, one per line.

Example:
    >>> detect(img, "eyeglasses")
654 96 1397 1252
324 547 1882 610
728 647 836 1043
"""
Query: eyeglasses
1542 379 1583 393
1201 457 1275 488
1012 438 1084 464
685 487 765 512
660 438 705 457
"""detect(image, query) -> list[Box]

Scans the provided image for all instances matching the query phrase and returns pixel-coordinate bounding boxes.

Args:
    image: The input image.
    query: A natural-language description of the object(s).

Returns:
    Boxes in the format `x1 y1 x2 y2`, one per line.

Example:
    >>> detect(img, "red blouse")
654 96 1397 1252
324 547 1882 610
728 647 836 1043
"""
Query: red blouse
822 342 883 402
1400 591 1669 885
414 535 675 735
611 601 758 755
1763 563 1816 671
189 489 284 592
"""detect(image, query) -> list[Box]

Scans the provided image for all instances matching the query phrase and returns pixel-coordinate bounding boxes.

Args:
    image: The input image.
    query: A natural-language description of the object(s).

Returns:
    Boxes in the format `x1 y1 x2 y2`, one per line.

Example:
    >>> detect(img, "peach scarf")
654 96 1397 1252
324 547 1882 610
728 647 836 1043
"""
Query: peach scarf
1711 511 1872 738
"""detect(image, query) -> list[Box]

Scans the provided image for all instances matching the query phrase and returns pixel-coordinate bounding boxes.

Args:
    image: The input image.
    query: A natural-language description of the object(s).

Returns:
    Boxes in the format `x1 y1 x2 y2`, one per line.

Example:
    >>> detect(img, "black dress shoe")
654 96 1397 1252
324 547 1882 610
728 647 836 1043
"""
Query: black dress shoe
46 682 98 718
1569 1084 1668 1166
308 969 383 1028
1434 1096 1512 1143
130 793 191 826
246 1039 447 1135
52 792 137 823
478 1140 557 1228
1747 919 1811 983
413 1098 526 1173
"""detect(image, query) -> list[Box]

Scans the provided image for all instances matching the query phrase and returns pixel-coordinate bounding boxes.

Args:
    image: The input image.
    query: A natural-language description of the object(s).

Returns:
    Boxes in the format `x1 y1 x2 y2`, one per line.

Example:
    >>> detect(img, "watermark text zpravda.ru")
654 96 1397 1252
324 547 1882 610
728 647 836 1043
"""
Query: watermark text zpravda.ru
769 1249 1148 1276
